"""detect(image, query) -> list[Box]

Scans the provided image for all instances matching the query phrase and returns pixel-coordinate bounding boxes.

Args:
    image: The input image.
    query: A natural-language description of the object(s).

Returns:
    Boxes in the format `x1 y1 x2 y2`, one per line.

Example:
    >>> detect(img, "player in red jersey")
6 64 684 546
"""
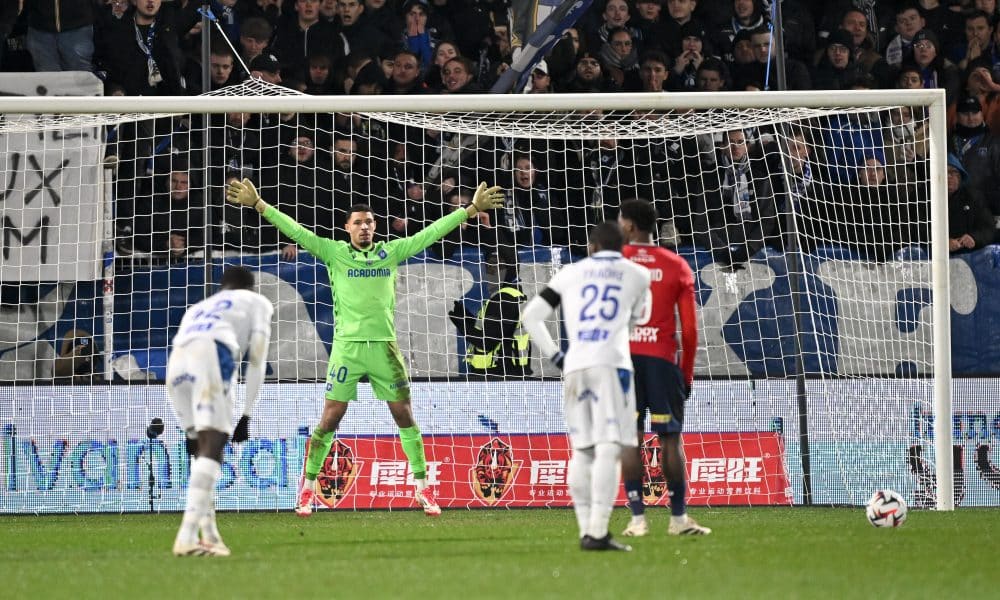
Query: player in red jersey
617 199 710 536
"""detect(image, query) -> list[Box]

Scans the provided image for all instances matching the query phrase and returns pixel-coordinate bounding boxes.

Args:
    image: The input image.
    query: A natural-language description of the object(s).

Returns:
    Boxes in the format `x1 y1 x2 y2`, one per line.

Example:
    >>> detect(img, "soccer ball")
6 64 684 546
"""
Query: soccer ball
866 489 908 528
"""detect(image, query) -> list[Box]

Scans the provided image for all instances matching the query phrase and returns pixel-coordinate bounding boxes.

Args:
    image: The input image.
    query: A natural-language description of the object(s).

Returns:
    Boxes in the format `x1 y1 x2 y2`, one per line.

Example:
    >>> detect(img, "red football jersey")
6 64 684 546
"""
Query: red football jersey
623 243 698 385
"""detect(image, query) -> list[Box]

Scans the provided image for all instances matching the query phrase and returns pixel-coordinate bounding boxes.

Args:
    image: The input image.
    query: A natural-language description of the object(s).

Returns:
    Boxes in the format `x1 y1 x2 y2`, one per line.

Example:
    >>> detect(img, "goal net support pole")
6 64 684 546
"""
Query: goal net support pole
928 96 953 511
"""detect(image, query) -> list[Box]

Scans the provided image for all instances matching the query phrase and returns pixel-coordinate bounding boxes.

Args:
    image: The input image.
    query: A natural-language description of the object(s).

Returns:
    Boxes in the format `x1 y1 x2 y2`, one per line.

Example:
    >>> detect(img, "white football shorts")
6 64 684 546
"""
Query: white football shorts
562 366 638 450
166 337 236 435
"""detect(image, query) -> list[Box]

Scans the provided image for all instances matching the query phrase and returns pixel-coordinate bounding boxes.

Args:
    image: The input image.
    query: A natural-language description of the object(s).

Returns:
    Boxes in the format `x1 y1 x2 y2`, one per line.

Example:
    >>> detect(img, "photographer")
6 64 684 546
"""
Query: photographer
54 329 104 384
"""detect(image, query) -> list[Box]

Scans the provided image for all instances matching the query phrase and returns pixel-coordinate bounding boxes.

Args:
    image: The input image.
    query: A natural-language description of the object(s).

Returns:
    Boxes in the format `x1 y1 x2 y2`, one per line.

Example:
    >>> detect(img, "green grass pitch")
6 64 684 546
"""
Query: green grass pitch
2 507 996 599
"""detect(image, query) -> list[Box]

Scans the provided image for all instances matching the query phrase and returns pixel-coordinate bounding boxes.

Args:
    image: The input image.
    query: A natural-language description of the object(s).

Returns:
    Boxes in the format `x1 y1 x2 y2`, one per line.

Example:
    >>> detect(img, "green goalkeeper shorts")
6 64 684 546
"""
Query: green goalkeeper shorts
324 340 410 402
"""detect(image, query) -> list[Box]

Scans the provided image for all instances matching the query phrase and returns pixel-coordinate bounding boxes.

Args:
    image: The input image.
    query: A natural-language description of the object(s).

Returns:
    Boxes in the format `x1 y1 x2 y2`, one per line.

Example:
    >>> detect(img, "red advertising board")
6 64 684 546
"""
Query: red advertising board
681 433 793 506
308 432 792 510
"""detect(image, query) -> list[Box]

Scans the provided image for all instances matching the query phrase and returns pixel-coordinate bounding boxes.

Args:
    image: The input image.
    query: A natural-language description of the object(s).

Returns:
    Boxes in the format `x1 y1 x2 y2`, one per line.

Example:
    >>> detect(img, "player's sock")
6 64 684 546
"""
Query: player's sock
200 513 222 545
624 479 645 517
667 481 687 517
304 428 335 480
567 447 595 538
199 461 224 546
588 443 621 539
398 425 427 480
178 457 221 545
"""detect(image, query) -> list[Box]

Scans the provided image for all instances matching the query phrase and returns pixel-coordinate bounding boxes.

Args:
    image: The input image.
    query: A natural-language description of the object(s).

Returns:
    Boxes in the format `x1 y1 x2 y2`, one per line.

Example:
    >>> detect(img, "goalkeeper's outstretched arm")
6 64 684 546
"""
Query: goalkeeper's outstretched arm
226 178 332 257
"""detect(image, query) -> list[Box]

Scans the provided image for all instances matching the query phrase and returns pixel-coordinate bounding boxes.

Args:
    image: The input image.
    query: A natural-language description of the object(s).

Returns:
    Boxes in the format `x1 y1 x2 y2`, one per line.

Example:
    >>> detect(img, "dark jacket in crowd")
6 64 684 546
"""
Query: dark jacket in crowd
94 10 185 96
496 184 552 247
154 196 206 261
825 177 927 261
949 185 995 249
341 17 387 59
276 153 333 243
810 37 863 91
25 0 95 32
731 56 812 91
693 151 779 266
434 0 491 59
950 123 1000 215
271 17 344 78
582 141 643 222
364 3 403 43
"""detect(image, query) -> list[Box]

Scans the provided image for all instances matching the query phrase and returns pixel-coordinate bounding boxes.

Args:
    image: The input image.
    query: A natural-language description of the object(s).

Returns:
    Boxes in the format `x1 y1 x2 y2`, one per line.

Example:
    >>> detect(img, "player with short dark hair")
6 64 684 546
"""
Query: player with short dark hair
226 177 504 517
522 221 651 552
219 264 256 290
168 266 274 556
617 198 709 536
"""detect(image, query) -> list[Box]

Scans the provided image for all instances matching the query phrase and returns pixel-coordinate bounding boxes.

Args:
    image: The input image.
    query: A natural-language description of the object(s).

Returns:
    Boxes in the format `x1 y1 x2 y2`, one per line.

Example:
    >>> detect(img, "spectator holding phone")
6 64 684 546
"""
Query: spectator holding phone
54 329 104 384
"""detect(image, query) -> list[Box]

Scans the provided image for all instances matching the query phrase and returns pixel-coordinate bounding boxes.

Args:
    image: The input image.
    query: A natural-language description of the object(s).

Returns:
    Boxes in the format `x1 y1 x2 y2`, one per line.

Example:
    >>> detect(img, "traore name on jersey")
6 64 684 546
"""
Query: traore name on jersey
549 251 651 373
581 266 625 281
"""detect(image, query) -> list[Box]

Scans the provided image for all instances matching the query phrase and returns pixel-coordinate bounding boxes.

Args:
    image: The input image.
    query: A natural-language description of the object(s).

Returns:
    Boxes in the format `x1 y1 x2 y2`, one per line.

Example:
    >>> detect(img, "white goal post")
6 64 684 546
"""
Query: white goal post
0 87 953 512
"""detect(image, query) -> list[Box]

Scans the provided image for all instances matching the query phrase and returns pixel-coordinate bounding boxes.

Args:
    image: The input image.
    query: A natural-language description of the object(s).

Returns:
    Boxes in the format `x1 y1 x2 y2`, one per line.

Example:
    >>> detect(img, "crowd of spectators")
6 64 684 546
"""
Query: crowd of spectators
3 0 999 266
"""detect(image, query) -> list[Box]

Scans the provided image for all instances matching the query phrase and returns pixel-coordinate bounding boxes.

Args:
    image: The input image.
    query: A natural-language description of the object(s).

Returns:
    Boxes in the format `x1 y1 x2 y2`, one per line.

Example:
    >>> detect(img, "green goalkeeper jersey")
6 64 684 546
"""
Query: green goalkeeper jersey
263 205 469 342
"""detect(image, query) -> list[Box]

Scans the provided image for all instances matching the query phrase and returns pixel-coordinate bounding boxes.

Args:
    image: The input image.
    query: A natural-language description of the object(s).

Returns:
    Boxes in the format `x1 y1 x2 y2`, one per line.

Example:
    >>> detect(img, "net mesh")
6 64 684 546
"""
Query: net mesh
0 81 945 513
365 105 887 141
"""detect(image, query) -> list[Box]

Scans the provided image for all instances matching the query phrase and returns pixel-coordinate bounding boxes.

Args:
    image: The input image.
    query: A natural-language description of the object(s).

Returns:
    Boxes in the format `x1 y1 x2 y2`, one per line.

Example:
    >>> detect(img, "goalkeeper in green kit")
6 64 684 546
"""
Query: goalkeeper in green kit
226 178 505 517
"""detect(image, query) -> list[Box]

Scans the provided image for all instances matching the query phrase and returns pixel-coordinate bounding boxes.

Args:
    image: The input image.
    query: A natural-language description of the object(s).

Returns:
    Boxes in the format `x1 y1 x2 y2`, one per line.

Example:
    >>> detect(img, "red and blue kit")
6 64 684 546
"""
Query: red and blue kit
622 243 697 386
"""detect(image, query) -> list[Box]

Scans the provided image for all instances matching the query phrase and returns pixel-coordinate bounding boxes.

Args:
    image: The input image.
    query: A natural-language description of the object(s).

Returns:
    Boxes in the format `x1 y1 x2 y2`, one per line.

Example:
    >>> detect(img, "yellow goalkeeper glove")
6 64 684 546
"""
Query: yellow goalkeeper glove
226 178 269 212
470 182 505 212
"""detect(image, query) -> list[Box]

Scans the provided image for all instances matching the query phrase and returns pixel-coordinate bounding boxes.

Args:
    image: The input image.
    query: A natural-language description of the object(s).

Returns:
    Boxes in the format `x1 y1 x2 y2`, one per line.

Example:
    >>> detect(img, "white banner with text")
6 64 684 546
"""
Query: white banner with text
0 72 104 281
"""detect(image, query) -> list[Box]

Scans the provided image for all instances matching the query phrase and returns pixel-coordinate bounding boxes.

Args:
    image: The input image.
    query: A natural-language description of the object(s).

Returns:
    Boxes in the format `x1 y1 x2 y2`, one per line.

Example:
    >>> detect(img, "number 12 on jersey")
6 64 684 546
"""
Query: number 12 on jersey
182 299 233 333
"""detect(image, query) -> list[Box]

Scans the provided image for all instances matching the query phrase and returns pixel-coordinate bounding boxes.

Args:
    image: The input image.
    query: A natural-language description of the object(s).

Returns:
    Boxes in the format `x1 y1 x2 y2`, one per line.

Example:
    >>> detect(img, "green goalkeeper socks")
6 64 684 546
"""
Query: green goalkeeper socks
306 427 426 481
304 428 335 481
399 426 427 480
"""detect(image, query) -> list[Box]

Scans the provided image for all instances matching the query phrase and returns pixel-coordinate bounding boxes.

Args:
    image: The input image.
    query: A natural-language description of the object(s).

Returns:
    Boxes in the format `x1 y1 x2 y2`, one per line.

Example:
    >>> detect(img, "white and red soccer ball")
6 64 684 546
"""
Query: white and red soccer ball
866 489 908 528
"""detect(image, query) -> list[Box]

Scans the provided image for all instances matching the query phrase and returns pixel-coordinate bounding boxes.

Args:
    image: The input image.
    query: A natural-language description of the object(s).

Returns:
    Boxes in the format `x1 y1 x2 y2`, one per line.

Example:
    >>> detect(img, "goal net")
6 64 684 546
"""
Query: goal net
0 82 953 513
